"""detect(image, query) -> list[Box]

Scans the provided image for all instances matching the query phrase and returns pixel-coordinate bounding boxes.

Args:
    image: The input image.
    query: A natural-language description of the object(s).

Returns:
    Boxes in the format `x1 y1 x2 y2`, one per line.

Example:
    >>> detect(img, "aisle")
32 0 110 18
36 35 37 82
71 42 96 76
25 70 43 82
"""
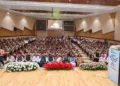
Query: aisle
0 68 117 86
72 44 92 63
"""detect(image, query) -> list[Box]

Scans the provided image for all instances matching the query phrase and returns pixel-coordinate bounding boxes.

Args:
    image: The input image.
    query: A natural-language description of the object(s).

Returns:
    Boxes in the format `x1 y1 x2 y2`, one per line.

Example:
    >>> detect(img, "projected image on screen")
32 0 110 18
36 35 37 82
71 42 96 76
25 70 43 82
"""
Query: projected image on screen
48 20 62 30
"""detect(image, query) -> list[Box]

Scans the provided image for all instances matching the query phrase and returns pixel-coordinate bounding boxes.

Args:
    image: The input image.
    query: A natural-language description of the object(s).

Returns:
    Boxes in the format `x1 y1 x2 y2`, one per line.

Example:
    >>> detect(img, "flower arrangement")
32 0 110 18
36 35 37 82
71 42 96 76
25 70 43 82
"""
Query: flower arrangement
5 62 39 72
43 62 73 70
80 62 107 70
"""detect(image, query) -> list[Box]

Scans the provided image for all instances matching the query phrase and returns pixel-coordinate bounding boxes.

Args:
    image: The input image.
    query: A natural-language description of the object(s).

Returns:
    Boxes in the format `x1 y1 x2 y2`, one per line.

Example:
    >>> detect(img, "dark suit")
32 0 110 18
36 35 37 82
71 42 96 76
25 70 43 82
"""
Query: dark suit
40 56 46 67
0 56 4 65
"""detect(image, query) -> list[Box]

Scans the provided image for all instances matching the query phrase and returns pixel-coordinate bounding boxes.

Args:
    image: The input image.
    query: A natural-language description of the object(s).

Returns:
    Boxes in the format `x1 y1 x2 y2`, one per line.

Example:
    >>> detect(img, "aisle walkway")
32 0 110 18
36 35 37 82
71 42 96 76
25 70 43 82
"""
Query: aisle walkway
73 44 92 63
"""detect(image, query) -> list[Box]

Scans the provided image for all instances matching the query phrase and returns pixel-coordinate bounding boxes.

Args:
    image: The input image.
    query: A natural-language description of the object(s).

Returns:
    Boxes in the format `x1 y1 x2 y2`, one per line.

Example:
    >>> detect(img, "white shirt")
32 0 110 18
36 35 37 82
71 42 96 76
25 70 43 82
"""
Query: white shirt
56 57 62 62
46 57 49 62
7 56 15 62
32 56 41 62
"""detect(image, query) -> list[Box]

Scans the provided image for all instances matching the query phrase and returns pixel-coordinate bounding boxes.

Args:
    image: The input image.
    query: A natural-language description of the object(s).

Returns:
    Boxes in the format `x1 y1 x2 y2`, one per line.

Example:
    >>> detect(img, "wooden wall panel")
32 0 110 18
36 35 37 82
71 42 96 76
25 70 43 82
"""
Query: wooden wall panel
0 26 35 37
75 30 114 40
0 27 15 37
64 31 74 37
36 31 47 38
47 30 63 37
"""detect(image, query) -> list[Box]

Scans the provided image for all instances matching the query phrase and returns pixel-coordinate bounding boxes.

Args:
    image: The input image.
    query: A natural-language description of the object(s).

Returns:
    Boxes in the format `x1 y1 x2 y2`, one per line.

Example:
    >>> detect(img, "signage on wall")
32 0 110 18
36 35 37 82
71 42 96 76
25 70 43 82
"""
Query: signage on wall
108 48 120 85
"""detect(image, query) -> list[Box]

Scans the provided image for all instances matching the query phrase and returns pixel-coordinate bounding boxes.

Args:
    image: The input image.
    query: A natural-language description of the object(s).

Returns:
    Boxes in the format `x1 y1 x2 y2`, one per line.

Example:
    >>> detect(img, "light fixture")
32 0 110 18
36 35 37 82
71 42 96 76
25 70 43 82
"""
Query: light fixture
103 2 105 4
87 1 90 3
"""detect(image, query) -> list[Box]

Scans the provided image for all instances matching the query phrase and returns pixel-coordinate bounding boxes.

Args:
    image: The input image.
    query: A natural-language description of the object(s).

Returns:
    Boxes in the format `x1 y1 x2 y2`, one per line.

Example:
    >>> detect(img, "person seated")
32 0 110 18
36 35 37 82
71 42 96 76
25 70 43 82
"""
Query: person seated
69 55 76 67
32 54 41 63
93 50 100 62
76 54 83 66
63 54 69 63
56 55 62 62
25 53 31 62
6 54 15 63
99 54 105 63
45 53 49 63
16 54 24 62
48 54 54 62
0 55 4 66
40 54 46 67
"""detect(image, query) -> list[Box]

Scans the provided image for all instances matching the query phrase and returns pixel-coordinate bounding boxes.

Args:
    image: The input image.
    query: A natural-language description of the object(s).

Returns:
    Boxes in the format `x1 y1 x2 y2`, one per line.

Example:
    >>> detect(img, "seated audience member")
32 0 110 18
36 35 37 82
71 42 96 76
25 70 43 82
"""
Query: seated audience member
25 53 31 62
45 54 49 63
63 54 69 63
0 55 4 66
76 54 83 66
40 54 46 67
56 55 62 62
32 54 41 63
69 55 76 67
99 51 108 63
6 54 15 63
48 54 54 62
93 50 100 62
16 54 24 62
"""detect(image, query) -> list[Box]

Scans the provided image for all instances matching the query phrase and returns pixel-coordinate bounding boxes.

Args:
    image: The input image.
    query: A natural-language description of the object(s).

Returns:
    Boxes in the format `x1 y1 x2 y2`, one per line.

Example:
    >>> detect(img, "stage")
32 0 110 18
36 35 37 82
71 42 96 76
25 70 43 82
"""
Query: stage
0 68 117 86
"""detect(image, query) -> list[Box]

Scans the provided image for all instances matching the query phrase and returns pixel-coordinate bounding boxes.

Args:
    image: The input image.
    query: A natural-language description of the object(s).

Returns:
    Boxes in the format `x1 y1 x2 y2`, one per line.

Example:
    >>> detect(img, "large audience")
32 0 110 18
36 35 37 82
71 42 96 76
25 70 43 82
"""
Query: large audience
0 36 117 68
0 37 83 67
72 37 116 63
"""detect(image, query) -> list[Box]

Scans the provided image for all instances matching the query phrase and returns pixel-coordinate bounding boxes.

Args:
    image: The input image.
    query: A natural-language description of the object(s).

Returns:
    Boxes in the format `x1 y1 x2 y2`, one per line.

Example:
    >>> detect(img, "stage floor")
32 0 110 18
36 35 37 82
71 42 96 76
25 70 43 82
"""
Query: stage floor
0 68 117 86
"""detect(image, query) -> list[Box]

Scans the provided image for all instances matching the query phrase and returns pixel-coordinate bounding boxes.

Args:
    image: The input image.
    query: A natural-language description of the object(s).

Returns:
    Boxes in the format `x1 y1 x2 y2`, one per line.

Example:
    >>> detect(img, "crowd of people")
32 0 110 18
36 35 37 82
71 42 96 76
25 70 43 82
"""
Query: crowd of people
0 37 35 66
1 36 117 68
0 37 83 67
72 37 116 63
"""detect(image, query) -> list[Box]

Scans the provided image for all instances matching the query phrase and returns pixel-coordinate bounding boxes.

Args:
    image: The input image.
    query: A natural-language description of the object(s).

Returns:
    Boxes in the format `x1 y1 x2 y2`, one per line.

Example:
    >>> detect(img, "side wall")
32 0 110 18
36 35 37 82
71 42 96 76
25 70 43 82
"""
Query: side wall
75 13 116 40
36 30 74 38
0 10 36 37
75 30 114 40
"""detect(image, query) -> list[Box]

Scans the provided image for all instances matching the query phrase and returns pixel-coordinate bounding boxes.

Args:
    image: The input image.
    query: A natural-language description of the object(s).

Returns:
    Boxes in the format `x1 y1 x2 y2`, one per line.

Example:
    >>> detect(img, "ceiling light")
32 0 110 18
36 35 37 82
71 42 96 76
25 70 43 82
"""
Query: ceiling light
103 2 105 4
69 0 71 2
87 1 90 3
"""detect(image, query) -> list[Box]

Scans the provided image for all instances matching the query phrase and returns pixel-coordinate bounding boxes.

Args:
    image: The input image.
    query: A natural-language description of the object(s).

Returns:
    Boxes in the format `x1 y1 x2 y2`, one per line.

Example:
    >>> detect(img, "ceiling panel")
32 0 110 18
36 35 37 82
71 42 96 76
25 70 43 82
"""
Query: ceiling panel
11 9 93 15
0 0 119 19
4 0 120 6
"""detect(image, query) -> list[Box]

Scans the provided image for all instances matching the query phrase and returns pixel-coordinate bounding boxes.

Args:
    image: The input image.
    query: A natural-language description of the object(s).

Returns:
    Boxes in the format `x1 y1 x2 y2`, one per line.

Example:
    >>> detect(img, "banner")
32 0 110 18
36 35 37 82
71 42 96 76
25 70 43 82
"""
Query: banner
108 48 120 84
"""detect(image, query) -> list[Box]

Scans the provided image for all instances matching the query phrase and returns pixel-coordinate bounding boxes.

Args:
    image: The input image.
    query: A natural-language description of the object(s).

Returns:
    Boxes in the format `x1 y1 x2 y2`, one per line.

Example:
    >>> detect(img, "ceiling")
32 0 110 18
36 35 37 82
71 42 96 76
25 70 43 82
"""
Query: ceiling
0 0 120 20
3 0 120 6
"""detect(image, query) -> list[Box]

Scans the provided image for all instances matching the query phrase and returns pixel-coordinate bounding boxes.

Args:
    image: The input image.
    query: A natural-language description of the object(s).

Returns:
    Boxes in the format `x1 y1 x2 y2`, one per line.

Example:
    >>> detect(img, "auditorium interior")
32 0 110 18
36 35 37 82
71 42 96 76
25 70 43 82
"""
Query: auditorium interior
0 0 120 86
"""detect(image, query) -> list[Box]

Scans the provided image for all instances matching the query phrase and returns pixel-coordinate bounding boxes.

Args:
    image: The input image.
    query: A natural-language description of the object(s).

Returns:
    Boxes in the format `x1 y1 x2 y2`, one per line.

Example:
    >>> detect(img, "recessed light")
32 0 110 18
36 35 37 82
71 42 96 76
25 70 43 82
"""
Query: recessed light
103 2 105 4
87 1 90 3
69 0 71 2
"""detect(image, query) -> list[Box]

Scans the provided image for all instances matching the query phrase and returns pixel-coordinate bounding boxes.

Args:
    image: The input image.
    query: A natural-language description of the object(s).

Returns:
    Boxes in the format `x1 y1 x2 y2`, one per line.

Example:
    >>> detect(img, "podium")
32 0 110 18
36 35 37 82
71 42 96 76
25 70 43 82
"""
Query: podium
108 47 120 85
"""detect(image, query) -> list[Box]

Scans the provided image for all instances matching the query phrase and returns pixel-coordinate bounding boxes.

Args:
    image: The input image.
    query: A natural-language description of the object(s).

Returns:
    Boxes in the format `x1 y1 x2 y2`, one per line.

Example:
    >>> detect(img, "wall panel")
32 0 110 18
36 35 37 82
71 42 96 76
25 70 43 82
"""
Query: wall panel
75 30 114 40
0 26 35 37
64 31 74 37
91 17 102 33
0 10 6 27
1 13 15 31
99 14 114 34
75 13 114 34
115 12 120 41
